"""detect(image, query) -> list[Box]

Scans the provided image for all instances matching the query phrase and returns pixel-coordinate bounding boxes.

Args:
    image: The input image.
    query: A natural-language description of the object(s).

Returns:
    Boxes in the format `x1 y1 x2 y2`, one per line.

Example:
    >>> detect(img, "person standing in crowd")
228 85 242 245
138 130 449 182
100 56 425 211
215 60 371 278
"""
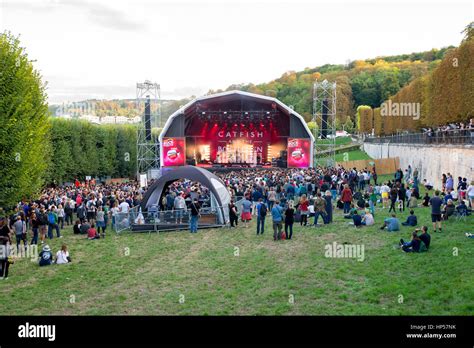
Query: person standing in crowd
12 215 27 252
445 173 454 193
388 186 398 213
228 200 238 228
380 182 390 209
284 201 295 240
37 208 48 244
47 207 61 239
0 217 12 279
30 212 39 245
189 198 201 233
467 180 474 208
65 200 74 226
441 174 447 193
76 202 86 223
341 184 352 214
267 187 276 211
256 198 267 235
323 190 333 224
429 190 443 233
398 184 406 212
57 204 65 229
313 192 326 226
96 206 106 238
271 201 284 241
252 187 262 216
240 196 252 228
298 194 309 226
173 193 186 224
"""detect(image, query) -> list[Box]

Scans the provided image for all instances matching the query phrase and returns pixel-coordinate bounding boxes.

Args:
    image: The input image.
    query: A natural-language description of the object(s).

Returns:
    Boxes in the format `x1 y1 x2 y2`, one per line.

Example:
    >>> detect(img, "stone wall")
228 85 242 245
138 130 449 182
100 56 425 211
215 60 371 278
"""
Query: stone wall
363 143 474 189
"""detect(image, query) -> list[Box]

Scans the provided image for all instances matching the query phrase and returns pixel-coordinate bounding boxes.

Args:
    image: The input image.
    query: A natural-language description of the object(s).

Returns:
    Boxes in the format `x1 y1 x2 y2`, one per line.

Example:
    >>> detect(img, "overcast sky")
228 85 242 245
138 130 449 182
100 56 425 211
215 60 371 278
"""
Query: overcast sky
1 0 472 104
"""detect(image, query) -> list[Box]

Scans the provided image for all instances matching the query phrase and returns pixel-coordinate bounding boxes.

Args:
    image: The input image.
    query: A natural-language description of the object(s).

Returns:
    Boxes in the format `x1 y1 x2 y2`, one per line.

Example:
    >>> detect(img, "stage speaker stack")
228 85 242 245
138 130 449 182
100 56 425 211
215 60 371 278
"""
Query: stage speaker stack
277 150 288 168
321 99 328 139
145 96 152 141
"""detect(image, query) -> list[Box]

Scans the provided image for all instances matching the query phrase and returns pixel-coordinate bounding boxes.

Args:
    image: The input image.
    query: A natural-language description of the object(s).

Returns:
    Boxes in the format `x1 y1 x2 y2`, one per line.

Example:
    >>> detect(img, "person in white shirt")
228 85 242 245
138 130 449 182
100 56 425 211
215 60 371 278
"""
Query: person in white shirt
362 211 375 226
56 244 70 264
119 200 130 214
380 183 390 209
467 181 474 208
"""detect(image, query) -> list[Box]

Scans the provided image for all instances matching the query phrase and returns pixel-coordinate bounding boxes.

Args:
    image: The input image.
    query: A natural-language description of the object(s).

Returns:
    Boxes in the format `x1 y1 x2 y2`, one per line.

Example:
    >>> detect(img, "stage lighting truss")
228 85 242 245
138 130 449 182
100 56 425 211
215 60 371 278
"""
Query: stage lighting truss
313 79 337 167
136 81 161 177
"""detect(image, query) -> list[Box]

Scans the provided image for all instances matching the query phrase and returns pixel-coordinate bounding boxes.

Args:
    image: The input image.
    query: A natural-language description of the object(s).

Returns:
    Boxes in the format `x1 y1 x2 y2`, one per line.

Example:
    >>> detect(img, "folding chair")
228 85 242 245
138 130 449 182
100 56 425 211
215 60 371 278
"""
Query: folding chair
454 208 467 222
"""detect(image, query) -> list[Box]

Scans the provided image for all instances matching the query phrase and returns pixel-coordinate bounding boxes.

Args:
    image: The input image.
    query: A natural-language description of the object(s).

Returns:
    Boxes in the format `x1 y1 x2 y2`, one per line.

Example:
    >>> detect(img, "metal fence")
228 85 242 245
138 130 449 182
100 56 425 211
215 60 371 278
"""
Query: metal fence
113 205 225 233
364 129 474 145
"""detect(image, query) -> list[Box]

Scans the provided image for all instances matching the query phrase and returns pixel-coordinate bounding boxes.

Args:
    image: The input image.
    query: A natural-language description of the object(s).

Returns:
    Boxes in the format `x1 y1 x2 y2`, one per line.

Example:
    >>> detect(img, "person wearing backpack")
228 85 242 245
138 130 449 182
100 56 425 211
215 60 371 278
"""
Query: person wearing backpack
256 198 267 235
47 207 61 239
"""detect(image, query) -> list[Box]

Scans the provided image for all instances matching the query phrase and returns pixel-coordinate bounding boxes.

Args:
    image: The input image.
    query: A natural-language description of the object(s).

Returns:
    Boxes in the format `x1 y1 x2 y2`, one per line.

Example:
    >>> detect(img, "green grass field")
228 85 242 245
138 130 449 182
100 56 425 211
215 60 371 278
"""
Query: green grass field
1 182 473 315
335 150 372 162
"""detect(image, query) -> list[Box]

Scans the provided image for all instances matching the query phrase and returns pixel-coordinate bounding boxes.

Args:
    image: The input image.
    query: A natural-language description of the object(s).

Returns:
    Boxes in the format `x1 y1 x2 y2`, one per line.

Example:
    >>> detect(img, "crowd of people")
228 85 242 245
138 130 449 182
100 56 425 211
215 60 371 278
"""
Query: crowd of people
214 165 472 247
0 164 472 279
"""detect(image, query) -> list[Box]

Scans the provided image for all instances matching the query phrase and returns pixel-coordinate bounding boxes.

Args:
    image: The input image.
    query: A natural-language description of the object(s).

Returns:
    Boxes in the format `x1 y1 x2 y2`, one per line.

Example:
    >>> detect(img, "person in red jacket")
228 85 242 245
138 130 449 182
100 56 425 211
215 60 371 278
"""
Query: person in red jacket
341 184 353 214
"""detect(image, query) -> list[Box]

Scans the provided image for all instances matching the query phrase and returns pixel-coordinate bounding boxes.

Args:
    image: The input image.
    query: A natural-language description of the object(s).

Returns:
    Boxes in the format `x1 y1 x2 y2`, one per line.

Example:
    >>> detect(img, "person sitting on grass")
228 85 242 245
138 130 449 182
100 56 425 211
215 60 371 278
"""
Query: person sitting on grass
73 220 81 235
80 220 90 235
417 226 431 250
422 192 430 207
361 209 375 226
399 231 421 252
38 244 53 266
351 210 362 228
423 179 433 191
87 223 99 240
56 244 71 264
408 191 418 208
456 200 471 216
402 210 418 226
442 199 456 220
343 204 358 219
380 214 400 232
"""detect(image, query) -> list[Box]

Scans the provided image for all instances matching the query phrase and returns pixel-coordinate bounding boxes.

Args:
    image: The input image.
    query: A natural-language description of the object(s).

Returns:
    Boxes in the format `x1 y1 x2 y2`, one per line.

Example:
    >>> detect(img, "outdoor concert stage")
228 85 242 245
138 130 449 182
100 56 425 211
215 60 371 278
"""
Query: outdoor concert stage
159 90 315 169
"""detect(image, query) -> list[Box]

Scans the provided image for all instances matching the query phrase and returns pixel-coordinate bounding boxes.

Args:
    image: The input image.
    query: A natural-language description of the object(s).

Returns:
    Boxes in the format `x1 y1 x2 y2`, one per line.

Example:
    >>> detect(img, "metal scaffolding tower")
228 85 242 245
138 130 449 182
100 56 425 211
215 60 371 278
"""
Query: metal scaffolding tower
136 81 161 178
312 79 337 167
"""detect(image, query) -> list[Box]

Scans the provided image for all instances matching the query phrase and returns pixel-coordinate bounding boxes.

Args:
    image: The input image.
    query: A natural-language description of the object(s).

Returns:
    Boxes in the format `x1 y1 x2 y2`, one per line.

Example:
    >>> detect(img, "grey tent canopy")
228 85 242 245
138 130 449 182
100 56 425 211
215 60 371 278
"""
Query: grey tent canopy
140 166 231 224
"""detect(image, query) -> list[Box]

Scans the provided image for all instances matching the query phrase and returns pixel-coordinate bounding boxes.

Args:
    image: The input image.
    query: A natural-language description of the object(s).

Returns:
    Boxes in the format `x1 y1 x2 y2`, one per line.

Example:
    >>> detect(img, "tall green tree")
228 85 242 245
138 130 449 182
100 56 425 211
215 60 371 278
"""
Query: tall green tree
0 32 50 208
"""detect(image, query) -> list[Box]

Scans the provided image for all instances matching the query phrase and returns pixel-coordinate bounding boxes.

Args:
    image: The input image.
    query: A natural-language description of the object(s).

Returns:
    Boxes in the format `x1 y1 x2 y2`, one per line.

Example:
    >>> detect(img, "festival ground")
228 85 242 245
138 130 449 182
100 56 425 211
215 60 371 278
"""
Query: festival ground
2 176 472 315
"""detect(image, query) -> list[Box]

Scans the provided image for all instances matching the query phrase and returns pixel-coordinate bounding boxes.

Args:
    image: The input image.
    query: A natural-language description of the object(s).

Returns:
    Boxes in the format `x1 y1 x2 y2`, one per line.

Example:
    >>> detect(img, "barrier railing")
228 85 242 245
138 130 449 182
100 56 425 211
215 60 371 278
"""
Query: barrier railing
113 205 225 233
364 129 474 145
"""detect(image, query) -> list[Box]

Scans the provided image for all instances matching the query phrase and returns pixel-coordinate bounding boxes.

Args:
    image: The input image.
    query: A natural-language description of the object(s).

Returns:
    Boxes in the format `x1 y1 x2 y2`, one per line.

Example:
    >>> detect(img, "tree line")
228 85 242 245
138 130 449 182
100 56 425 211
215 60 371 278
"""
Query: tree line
357 24 473 135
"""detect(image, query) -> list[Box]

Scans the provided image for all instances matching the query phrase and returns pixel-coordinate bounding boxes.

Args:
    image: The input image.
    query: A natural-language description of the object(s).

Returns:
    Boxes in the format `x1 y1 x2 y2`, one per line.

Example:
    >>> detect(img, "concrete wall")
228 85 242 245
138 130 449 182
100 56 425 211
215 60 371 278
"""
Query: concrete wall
363 143 474 190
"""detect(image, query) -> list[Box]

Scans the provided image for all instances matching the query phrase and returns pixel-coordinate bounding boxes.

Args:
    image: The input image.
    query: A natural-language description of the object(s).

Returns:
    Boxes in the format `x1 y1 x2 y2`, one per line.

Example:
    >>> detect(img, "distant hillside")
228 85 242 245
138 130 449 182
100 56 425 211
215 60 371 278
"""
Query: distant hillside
49 46 455 127
358 25 474 135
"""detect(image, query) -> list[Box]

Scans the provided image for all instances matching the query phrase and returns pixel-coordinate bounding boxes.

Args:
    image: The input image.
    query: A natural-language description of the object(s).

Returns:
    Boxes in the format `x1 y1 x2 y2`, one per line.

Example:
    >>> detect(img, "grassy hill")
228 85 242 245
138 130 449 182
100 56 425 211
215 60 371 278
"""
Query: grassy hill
2 178 472 315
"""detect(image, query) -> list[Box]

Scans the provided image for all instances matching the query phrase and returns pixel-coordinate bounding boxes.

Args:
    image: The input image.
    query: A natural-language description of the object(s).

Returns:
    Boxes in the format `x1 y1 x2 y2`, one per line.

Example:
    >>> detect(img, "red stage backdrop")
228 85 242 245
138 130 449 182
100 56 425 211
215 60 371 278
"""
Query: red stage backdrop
162 137 186 166
287 138 311 168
